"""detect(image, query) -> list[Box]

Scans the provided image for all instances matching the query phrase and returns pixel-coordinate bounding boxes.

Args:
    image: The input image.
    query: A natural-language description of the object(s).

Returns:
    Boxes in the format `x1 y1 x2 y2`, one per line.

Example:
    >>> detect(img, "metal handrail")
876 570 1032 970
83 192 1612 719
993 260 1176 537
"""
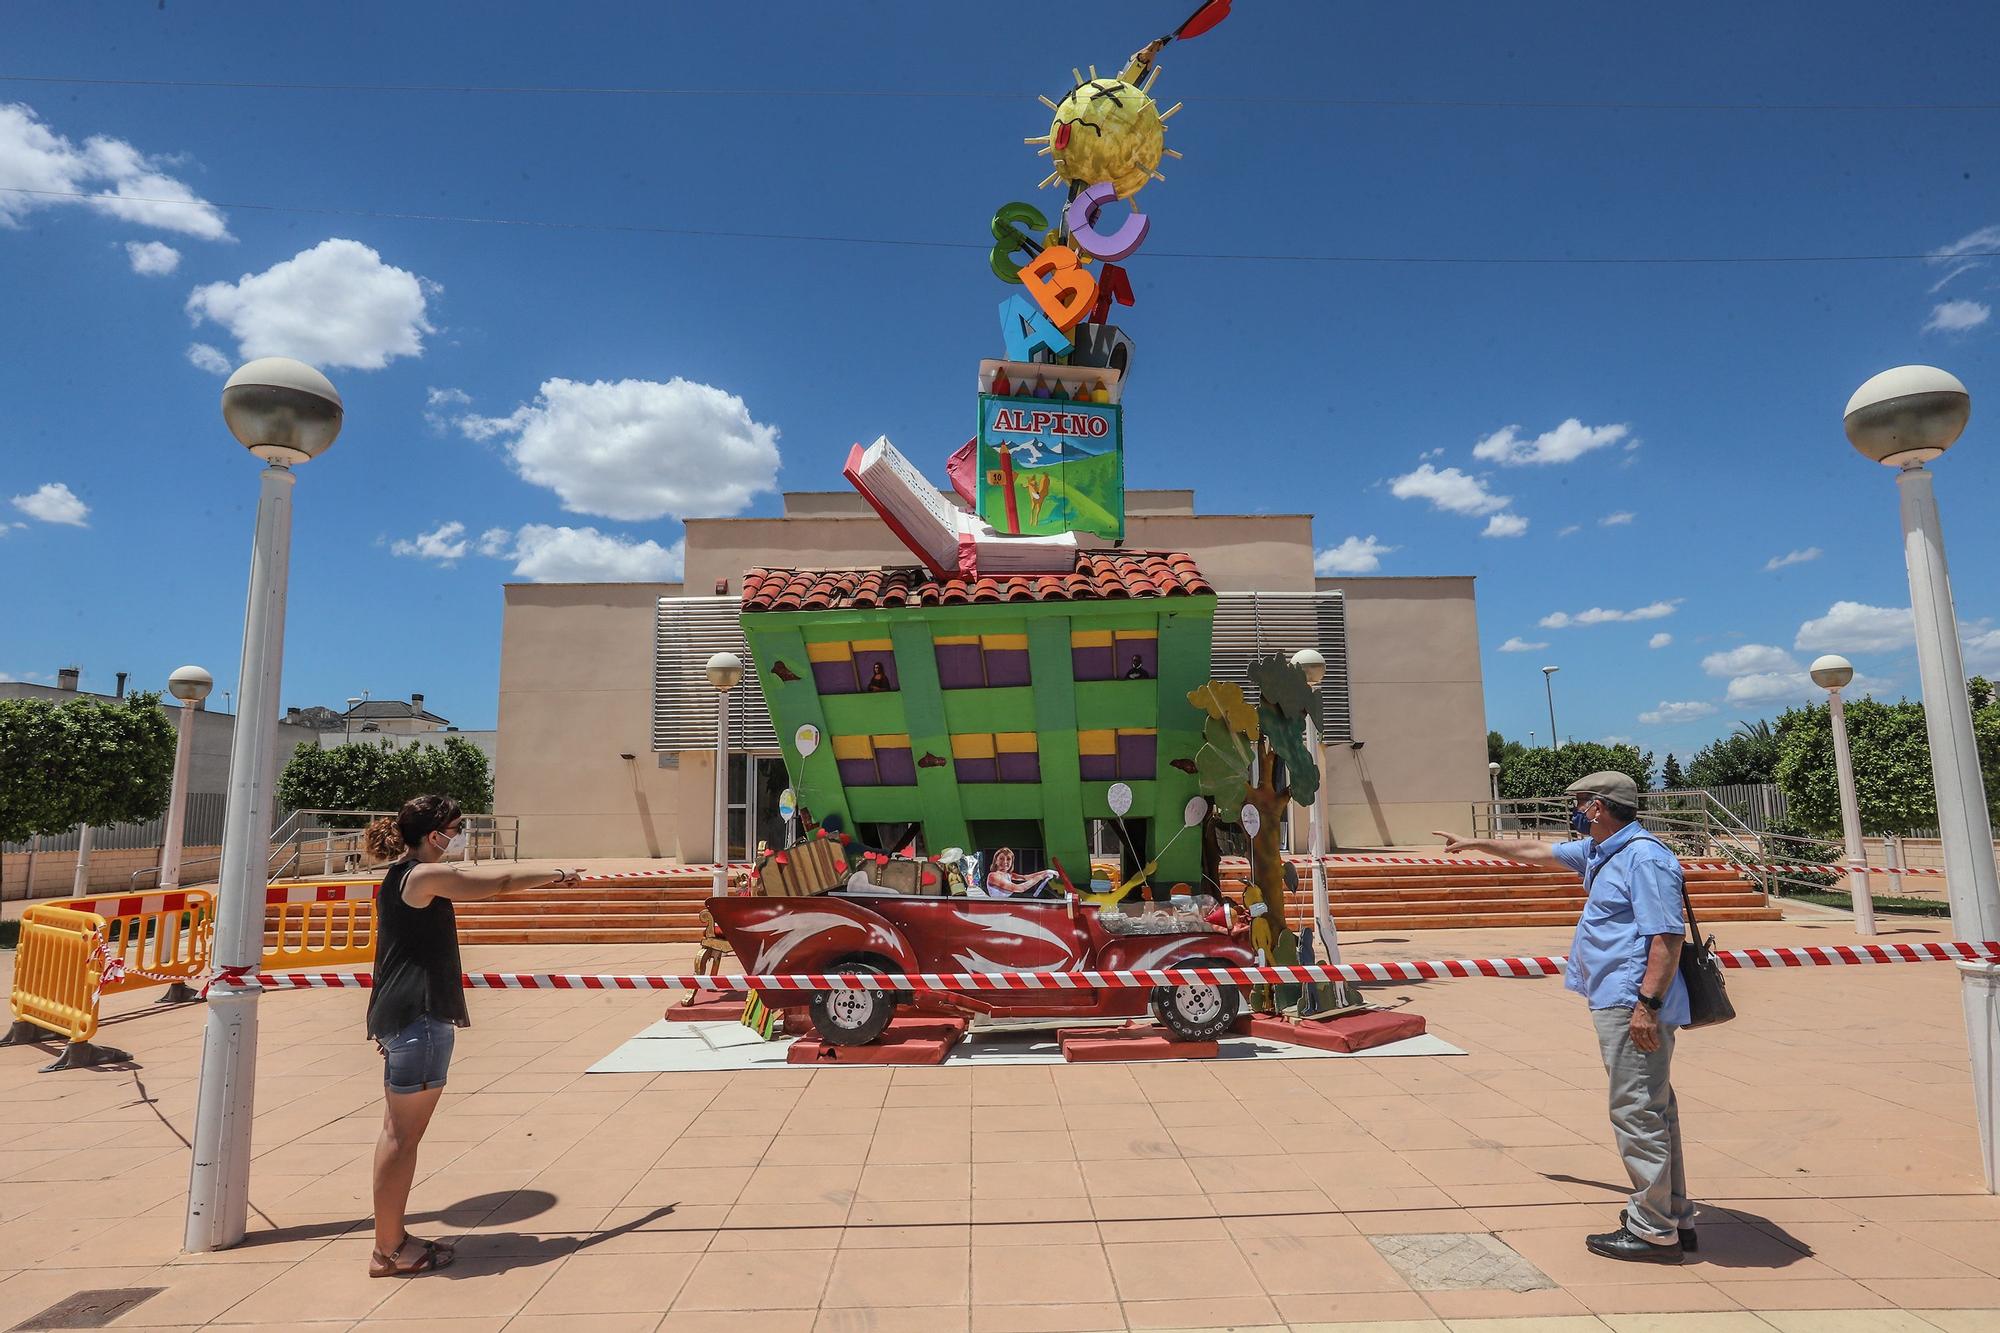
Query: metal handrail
1472 793 1840 900
132 807 520 889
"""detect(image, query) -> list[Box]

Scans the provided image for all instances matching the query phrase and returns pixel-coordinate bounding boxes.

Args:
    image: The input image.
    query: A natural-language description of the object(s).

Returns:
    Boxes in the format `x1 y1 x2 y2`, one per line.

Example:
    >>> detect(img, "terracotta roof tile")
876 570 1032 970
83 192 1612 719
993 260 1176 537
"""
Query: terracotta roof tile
741 552 1214 614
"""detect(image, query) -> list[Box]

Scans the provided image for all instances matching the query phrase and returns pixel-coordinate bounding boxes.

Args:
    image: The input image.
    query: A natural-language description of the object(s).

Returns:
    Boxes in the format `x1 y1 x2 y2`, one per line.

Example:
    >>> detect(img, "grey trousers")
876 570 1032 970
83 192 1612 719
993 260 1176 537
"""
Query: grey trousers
1590 1005 1693 1244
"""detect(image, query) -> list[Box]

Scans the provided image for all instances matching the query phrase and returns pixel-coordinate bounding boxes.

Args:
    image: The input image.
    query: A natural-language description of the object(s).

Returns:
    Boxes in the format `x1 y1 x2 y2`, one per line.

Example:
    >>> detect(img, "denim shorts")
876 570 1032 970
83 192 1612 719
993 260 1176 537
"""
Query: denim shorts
378 1015 456 1094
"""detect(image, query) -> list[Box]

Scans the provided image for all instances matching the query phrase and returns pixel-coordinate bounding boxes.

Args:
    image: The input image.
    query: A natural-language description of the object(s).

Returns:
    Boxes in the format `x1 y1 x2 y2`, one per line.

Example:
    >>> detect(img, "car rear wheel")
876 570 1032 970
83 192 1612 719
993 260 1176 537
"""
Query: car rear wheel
809 961 897 1046
1149 960 1240 1042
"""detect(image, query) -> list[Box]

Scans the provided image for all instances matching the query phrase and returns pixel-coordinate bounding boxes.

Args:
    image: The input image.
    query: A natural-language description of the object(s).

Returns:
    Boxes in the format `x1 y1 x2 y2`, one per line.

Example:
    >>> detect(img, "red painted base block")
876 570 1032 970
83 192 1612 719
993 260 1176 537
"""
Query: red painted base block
787 1016 968 1065
1057 1022 1219 1063
663 990 746 1022
1235 1009 1428 1053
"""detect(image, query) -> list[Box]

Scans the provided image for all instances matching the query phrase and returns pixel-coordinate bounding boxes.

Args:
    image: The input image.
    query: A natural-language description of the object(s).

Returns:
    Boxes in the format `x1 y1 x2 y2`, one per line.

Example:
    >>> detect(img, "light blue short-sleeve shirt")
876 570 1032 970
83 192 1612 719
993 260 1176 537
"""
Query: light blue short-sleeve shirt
1552 821 1690 1025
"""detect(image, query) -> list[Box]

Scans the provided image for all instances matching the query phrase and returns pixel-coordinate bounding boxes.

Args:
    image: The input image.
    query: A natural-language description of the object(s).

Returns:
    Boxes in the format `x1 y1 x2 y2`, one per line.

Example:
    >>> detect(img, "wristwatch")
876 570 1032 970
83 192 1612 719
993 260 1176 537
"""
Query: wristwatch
1638 991 1664 1012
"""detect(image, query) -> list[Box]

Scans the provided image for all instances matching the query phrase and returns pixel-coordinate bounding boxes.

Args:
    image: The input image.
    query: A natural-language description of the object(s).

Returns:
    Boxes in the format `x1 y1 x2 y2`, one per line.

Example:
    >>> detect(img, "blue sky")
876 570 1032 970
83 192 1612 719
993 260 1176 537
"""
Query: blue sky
3 1 1997 766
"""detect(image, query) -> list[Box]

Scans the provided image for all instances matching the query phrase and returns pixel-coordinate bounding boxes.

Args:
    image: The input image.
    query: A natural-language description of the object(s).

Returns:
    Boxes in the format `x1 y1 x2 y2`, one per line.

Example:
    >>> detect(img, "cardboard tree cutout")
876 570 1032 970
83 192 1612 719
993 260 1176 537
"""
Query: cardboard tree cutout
1186 659 1319 1008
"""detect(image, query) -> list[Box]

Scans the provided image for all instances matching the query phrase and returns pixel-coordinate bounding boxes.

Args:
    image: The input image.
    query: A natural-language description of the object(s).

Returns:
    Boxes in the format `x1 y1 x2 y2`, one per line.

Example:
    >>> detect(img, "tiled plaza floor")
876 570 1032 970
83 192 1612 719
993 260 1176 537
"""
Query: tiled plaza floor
3 904 1998 1331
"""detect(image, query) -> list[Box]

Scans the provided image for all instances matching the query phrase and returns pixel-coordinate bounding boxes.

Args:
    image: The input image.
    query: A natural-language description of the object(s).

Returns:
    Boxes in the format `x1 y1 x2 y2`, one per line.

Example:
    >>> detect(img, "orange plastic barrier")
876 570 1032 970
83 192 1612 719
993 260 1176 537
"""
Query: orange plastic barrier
60 889 215 999
263 879 377 970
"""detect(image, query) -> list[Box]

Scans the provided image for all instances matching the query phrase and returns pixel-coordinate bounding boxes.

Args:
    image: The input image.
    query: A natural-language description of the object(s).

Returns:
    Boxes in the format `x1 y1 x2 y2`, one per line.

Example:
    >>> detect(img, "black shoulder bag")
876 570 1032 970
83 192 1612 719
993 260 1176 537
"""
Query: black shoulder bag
1675 865 1737 1029
1594 835 1736 1030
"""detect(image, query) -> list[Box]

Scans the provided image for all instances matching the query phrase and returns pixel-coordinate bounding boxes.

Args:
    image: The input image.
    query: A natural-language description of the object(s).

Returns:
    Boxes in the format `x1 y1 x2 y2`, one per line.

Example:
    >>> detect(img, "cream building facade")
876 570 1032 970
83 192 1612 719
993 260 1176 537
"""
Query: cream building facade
495 490 1490 860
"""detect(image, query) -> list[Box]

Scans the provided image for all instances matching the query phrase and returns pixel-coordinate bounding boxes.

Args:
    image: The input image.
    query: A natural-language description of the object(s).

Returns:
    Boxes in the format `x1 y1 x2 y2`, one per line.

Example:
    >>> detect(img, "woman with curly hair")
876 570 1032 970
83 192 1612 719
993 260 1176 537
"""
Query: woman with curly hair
362 794 579 1277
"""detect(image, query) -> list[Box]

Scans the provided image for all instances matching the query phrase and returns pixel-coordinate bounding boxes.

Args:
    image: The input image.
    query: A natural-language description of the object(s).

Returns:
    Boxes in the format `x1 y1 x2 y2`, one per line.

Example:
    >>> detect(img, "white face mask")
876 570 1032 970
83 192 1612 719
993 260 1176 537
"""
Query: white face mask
443 829 468 856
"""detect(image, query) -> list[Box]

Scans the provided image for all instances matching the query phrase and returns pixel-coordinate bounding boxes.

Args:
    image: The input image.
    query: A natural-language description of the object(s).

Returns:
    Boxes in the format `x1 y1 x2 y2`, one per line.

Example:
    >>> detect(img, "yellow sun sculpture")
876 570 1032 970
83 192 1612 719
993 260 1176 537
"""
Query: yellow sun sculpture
1025 60 1184 200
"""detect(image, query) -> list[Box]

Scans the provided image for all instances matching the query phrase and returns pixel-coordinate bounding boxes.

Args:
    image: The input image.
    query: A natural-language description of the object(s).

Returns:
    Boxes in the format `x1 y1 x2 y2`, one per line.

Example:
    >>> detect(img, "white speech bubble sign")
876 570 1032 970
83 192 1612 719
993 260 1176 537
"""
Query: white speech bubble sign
779 788 797 820
1107 782 1134 817
1240 803 1261 838
794 724 820 757
1184 796 1208 826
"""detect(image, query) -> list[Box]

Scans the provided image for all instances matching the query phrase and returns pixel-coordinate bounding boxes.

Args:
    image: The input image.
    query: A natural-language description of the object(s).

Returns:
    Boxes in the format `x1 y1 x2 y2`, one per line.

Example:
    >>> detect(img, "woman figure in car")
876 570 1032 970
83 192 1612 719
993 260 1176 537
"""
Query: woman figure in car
983 846 1060 898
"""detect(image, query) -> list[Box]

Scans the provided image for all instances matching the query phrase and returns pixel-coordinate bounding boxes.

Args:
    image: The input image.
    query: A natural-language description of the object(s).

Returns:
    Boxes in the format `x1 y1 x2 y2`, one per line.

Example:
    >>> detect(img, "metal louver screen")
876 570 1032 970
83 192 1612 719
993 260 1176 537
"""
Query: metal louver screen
1210 591 1351 741
653 597 779 751
654 590 1349 750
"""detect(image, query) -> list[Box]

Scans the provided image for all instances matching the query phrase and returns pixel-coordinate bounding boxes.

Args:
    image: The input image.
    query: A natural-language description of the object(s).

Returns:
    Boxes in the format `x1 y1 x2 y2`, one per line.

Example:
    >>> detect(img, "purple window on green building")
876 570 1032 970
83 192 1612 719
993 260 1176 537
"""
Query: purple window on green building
1116 730 1157 778
1113 632 1158 681
934 637 985 689
874 740 918 787
853 641 898 693
983 635 1031 687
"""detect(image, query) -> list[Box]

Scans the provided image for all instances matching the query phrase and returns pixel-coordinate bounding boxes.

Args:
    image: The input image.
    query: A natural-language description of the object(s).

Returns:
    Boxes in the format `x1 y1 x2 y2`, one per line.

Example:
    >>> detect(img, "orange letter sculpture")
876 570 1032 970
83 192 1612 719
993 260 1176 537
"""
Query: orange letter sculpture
1018 245 1098 331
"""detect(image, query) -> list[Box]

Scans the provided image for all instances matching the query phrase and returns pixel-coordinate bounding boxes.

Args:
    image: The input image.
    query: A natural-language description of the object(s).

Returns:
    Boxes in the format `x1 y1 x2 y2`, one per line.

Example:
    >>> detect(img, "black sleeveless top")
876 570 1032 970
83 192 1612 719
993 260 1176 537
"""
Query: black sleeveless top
366 860 470 1037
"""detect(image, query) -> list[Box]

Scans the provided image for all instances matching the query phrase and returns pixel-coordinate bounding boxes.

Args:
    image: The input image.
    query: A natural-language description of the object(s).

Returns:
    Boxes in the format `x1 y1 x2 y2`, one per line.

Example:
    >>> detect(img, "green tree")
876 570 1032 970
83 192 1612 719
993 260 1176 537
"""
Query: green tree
1684 720 1780 788
1773 692 2000 836
0 693 176 894
1497 741 1653 800
278 737 494 817
1660 753 1688 790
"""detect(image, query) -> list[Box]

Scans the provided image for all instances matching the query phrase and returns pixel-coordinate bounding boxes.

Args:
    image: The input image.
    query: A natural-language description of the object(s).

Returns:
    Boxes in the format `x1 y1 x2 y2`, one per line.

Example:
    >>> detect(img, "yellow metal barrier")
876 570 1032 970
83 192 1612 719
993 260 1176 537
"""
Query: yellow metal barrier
263 879 377 970
50 889 216 1002
2 905 132 1069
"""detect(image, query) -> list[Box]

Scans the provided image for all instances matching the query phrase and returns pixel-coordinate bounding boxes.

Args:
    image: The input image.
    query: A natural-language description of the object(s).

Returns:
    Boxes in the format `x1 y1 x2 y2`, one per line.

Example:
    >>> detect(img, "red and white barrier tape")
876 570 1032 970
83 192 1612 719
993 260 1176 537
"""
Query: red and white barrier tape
251 939 2000 994
1281 854 1946 878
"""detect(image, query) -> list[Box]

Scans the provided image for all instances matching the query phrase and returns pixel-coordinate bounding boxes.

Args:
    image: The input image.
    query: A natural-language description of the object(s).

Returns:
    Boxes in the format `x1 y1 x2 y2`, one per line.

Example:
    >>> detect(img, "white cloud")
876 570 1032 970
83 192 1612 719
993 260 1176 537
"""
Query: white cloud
464 377 781 522
1795 601 1913 654
0 671 52 683
0 102 231 240
1557 524 1581 538
1540 599 1680 629
1701 643 1797 678
186 342 231 375
1931 225 2000 263
475 526 512 558
1639 700 1717 725
1727 668 1894 706
1649 632 1672 649
1764 547 1821 572
1599 510 1635 527
123 239 180 276
1418 447 1444 460
501 524 685 582
1498 636 1548 652
1482 512 1528 538
10 481 88 526
1387 464 1510 516
1925 300 1991 334
1472 418 1631 466
390 520 470 564
1314 534 1395 575
186 238 436 370
424 386 472 433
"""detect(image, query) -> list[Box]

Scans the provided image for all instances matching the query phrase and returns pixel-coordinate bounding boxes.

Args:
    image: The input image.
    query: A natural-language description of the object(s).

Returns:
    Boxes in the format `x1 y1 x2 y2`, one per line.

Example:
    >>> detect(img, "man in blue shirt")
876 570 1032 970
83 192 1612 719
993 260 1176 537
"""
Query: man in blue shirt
1436 770 1694 1263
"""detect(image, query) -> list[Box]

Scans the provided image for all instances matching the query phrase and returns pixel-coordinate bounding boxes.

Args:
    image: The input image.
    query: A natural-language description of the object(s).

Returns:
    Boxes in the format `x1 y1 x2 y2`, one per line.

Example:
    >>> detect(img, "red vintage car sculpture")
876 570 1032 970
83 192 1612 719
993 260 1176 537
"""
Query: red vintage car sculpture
705 886 1253 1046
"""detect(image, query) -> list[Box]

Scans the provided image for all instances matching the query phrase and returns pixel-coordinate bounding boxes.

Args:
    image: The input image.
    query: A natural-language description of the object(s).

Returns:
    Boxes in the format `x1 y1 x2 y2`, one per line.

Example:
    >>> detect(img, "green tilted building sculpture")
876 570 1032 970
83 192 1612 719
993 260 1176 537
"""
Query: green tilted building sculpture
738 552 1216 888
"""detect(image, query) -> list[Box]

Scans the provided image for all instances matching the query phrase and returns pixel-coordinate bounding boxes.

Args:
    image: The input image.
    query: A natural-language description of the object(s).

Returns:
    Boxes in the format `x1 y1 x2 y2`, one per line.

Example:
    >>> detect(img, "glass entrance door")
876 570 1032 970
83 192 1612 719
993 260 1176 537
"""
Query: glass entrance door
726 753 792 860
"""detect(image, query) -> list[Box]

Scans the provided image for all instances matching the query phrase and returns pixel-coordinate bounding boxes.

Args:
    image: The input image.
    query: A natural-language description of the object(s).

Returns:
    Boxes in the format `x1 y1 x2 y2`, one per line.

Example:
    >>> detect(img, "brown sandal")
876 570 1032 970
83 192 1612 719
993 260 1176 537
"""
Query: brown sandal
369 1235 455 1278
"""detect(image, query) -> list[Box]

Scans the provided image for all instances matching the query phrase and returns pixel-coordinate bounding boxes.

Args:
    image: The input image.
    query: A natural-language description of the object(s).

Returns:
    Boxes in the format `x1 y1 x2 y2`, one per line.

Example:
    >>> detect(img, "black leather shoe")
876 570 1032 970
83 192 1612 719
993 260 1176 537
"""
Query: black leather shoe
1585 1223 1683 1264
1614 1213 1696 1251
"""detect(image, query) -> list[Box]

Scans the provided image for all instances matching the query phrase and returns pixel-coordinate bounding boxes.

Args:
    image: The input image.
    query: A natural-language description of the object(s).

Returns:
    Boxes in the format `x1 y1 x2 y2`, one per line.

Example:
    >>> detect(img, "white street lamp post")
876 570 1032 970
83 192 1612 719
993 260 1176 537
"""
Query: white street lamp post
185 358 342 1253
160 666 214 891
1488 760 1503 833
1845 364 2000 1191
706 652 744 895
1809 654 1875 937
1289 649 1351 1008
1541 666 1560 751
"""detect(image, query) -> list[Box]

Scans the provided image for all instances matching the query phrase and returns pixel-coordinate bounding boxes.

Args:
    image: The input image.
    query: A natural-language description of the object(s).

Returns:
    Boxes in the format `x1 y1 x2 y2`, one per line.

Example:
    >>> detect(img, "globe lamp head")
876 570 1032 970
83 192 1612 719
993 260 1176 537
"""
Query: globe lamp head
1289 647 1326 688
222 357 343 465
1809 654 1855 691
167 664 214 704
1844 365 1969 467
705 652 744 691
